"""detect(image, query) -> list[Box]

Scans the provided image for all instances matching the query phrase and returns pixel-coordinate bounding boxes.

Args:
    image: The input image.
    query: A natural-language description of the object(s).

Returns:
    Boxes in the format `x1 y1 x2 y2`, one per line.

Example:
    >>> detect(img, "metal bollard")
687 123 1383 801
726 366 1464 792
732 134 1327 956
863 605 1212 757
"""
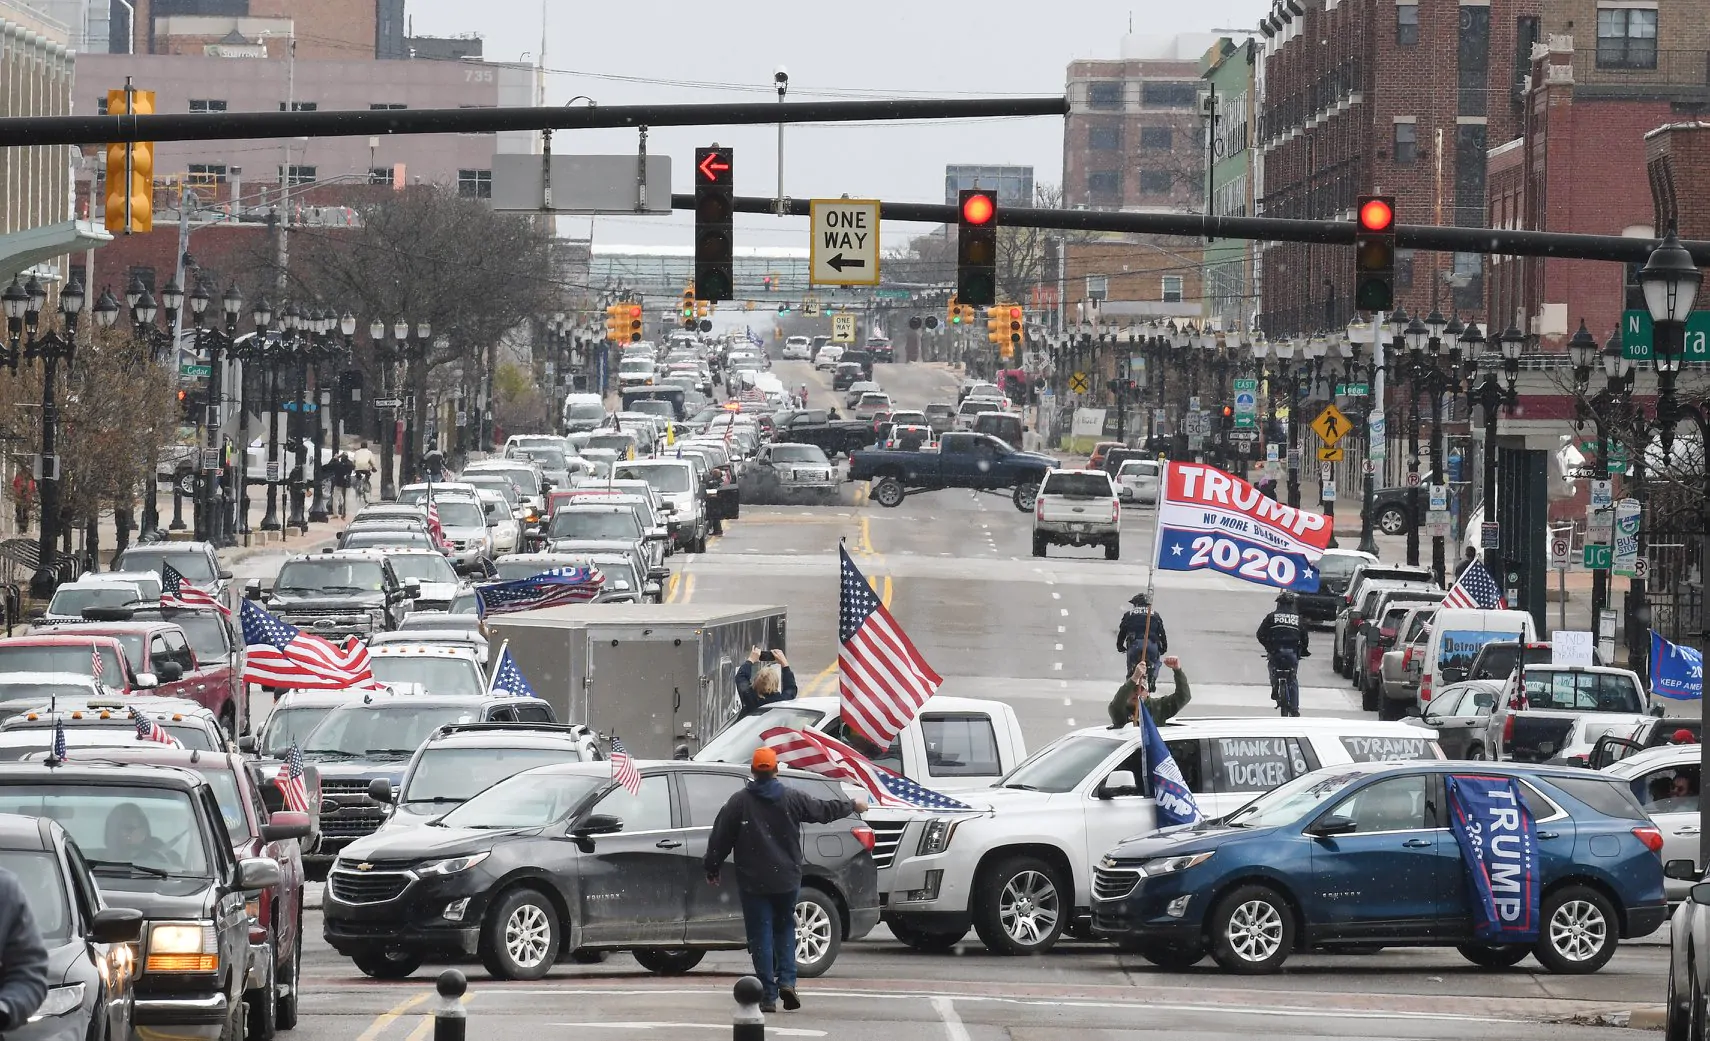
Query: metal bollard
733 976 766 1041
433 969 467 1041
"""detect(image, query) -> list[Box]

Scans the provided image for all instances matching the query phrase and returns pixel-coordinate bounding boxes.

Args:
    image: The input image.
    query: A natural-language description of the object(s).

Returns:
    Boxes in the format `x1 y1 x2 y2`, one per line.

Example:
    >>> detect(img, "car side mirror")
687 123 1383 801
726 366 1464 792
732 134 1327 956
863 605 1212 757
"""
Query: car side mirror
90 907 144 944
27 608 43 621
648 567 670 582
134 672 158 689
574 813 624 837
404 580 421 600
260 811 313 842
1308 815 1358 838
368 778 394 805
234 857 282 893
218 569 234 581
238 735 257 753
1694 881 1710 907
156 661 183 682
1098 770 1141 799
245 578 263 600
1667 859 1702 882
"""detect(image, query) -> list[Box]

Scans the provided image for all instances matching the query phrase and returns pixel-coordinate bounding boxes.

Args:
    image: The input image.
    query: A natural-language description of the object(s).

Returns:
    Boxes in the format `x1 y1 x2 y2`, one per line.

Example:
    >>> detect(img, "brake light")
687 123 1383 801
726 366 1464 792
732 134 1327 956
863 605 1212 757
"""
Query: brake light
850 825 876 852
1502 712 1515 742
1420 674 1432 702
1634 825 1665 853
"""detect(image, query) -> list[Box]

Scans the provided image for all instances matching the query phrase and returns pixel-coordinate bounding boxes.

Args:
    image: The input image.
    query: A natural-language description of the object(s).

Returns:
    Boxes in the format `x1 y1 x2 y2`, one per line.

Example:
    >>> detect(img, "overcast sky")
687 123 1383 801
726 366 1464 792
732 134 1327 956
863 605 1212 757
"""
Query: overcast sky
406 0 1268 248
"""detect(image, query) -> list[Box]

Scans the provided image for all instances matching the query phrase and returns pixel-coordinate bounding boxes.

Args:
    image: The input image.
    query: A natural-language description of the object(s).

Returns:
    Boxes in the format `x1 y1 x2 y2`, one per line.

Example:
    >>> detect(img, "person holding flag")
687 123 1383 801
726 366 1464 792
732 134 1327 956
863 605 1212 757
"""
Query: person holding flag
1108 654 1192 729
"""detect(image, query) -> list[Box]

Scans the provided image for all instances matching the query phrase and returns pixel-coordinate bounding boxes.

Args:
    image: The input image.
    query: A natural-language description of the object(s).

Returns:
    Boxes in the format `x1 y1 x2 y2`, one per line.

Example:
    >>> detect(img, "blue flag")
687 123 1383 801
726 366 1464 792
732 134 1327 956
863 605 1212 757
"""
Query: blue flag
1445 774 1540 943
1139 703 1201 827
1651 630 1702 701
489 647 538 699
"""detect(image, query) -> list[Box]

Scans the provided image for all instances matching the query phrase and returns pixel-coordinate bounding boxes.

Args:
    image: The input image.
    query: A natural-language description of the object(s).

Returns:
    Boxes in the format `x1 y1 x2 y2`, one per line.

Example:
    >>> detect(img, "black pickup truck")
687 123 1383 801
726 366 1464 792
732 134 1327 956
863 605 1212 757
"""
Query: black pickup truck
771 409 875 458
848 431 1057 511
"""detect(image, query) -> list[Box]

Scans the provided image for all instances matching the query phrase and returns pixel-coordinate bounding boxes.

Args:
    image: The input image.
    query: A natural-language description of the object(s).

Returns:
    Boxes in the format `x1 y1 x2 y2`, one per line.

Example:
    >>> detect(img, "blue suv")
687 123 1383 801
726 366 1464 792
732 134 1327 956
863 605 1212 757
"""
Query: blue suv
1091 761 1666 974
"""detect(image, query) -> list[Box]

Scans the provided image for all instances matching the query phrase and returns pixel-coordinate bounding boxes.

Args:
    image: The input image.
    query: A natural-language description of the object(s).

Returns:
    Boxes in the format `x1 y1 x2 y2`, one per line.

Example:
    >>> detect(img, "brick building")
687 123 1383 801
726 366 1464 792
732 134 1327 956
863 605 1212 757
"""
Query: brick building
112 0 395 59
1063 239 1206 323
1647 122 1710 240
1256 0 1539 338
1063 33 1216 212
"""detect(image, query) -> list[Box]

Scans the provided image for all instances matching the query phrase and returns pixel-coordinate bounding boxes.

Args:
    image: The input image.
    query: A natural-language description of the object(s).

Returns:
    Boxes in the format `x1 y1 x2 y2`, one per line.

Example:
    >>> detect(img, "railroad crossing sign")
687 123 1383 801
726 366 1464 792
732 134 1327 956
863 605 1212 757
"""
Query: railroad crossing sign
1317 446 1344 462
1068 371 1090 395
1310 403 1351 445
809 199 881 286
832 314 856 343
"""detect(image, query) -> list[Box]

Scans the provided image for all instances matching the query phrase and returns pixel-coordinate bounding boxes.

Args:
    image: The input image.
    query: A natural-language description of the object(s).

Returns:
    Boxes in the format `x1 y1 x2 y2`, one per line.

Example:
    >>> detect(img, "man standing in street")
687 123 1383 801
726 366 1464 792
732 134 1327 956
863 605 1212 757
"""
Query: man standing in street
0 863 48 1032
703 747 868 1013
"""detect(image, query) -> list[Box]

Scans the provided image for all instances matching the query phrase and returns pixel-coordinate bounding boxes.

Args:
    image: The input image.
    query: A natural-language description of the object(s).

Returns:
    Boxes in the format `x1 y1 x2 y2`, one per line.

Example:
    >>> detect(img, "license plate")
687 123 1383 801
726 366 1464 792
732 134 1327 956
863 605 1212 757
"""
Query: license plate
1069 522 1088 532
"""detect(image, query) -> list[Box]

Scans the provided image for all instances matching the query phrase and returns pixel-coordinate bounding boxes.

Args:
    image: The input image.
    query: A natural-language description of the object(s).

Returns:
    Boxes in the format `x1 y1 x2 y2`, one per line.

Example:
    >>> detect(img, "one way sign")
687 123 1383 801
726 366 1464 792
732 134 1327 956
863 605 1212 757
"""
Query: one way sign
809 199 881 286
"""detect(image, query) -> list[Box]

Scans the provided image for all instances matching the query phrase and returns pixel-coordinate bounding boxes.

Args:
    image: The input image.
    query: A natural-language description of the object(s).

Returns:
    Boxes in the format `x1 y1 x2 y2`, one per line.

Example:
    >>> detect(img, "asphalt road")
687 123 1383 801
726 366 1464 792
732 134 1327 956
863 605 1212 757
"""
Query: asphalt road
240 357 1660 1041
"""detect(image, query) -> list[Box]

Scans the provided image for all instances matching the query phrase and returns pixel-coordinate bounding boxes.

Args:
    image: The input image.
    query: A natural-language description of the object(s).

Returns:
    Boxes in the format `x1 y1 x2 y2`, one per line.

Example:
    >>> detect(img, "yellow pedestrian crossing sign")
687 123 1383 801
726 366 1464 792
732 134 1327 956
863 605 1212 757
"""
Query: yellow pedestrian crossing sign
1068 371 1090 395
1311 404 1351 445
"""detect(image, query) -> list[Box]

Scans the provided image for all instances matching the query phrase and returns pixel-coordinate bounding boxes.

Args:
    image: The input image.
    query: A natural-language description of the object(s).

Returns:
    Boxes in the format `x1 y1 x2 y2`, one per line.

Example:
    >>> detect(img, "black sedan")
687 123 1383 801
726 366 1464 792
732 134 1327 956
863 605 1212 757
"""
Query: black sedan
0 813 142 1041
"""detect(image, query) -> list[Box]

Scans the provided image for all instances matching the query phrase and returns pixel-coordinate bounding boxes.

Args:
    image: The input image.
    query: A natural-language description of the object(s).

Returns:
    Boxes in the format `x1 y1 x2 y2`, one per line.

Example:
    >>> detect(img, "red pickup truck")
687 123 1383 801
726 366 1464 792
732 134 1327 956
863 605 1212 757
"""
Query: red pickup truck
0 634 137 693
71 620 243 737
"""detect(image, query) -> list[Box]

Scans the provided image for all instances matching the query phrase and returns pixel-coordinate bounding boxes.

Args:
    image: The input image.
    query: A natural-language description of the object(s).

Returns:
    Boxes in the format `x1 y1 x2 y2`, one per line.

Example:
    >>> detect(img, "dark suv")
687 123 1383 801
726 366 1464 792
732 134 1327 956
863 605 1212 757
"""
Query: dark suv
368 722 602 832
0 761 280 1041
323 761 878 981
247 549 419 642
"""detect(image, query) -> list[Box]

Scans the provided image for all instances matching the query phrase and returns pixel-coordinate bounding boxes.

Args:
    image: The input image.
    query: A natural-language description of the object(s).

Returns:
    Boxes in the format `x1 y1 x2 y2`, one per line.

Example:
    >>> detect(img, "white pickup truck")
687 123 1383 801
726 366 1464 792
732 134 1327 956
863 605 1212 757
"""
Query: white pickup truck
1032 468 1122 559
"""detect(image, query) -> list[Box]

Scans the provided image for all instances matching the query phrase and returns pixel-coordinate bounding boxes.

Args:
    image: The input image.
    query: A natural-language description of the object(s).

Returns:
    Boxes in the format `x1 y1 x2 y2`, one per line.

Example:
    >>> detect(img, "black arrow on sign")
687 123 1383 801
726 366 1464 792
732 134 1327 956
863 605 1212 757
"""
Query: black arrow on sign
826 253 867 272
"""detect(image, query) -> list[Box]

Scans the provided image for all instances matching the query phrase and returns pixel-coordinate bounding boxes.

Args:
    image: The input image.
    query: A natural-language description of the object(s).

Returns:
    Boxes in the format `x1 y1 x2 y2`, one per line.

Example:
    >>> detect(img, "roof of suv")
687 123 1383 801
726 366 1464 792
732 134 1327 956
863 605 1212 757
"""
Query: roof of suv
422 723 595 750
294 548 396 564
0 759 208 789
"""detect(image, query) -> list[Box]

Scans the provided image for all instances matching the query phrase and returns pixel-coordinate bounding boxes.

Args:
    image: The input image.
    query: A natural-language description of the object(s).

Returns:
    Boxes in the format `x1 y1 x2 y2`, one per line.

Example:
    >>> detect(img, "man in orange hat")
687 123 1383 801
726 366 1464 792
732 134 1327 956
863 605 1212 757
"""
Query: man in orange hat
703 745 867 1013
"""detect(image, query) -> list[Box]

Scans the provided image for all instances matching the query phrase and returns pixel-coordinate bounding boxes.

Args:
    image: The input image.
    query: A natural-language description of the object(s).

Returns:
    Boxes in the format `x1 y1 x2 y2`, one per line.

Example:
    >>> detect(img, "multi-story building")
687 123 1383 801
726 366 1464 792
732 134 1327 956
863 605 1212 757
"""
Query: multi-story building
943 165 1034 207
1487 0 1710 347
108 0 398 58
1064 33 1216 212
1202 37 1258 333
1256 0 1539 338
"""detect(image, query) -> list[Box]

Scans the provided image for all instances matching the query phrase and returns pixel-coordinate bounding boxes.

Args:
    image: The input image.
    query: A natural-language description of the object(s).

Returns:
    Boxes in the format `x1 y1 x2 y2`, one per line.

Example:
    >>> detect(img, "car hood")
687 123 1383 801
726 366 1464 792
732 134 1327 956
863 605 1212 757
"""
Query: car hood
1104 821 1255 861
341 823 530 862
47 938 90 987
547 538 641 556
308 758 412 782
411 581 461 602
269 593 384 611
89 874 214 919
1009 450 1059 468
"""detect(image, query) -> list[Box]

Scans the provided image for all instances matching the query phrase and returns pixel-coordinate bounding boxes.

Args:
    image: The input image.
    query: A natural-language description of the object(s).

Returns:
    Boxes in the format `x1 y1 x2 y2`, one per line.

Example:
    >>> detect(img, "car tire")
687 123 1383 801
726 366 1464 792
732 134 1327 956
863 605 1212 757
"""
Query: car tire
631 948 706 975
888 917 968 952
1333 647 1346 676
1467 743 1487 761
1666 959 1691 1041
479 887 560 981
1013 483 1039 513
1361 683 1378 713
1377 505 1410 536
971 855 1067 956
1458 942 1532 969
275 907 302 1030
351 950 422 979
247 949 277 1041
1105 538 1121 561
1032 534 1047 558
1206 884 1296 974
872 478 905 508
691 528 708 554
1533 885 1619 974
1119 939 1205 970
795 885 842 978
1376 693 1400 721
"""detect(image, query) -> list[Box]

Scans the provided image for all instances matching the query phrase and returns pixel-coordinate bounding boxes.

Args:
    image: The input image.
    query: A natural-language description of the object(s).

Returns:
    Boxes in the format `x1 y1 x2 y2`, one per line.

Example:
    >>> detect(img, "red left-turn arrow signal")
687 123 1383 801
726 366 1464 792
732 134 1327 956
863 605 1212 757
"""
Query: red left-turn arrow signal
697 151 730 182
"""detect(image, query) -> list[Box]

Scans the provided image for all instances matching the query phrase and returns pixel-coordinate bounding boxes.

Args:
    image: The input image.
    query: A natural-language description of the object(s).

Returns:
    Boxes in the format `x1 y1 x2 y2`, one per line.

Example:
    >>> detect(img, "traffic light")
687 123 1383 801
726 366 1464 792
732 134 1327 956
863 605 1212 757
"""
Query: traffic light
696 301 710 319
1004 305 1022 346
957 189 998 306
986 307 1006 347
948 297 962 325
1353 195 1396 312
104 88 155 234
625 304 643 343
604 304 624 341
694 146 734 303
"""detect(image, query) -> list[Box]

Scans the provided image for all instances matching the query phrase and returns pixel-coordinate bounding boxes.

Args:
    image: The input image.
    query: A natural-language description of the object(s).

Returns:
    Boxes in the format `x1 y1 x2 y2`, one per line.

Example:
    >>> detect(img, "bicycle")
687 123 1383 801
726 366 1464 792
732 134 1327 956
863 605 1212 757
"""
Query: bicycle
1264 651 1300 718
354 470 373 505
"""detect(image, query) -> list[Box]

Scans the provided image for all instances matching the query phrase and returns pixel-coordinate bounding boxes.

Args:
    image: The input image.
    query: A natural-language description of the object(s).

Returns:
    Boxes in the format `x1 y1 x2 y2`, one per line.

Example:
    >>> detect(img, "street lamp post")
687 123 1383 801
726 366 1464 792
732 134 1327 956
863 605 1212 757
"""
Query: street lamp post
308 310 334 524
3 275 85 599
191 280 243 545
285 310 316 531
260 305 296 532
123 276 181 536
232 297 272 537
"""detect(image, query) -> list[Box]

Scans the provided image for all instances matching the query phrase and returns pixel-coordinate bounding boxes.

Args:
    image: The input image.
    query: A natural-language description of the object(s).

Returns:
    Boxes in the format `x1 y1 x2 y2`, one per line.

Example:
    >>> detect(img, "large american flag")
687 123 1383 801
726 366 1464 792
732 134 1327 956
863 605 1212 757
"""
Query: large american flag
131 706 181 746
610 737 641 795
838 545 941 746
1442 560 1507 610
761 726 970 811
239 600 378 690
475 566 605 617
274 743 310 813
161 562 230 616
424 477 451 552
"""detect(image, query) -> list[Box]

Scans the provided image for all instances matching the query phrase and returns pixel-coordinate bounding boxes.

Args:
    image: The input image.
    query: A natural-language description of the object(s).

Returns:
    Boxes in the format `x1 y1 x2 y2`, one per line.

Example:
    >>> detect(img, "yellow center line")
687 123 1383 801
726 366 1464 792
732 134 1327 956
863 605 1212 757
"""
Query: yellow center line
664 573 683 603
680 573 697 603
401 995 474 1041
354 991 429 1041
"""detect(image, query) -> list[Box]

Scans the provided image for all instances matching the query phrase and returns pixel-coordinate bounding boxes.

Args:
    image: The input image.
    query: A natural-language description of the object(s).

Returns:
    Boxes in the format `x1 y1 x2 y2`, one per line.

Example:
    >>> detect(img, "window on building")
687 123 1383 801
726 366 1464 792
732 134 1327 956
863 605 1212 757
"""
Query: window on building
127 267 156 293
1515 16 1542 94
279 101 318 112
188 99 226 113
1085 275 1109 300
457 169 493 199
187 163 227 185
1086 170 1121 196
279 165 316 186
368 168 394 186
1139 169 1172 194
1597 7 1658 69
1393 121 1418 163
369 102 407 110
1088 125 1121 150
1161 276 1184 303
1087 82 1124 109
96 97 108 115
1142 81 1199 107
1397 4 1419 45
1140 125 1174 150
1459 5 1491 116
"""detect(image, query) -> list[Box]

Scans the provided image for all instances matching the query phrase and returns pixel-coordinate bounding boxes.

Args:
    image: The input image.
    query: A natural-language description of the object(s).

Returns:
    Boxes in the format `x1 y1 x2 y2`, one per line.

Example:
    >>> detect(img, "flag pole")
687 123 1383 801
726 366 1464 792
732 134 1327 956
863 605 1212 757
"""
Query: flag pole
486 639 509 693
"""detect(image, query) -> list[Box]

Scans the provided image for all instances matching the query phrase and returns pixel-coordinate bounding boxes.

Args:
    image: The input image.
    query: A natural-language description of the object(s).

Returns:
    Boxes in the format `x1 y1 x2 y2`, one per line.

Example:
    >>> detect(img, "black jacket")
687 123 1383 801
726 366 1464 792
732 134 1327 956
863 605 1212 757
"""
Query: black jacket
0 867 48 1030
734 660 799 717
1257 609 1311 656
1116 608 1168 655
703 777 856 895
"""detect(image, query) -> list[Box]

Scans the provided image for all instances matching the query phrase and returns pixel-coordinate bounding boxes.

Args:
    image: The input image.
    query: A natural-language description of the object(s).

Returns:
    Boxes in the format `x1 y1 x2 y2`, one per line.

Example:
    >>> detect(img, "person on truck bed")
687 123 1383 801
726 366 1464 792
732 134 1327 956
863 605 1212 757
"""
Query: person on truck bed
1108 654 1189 729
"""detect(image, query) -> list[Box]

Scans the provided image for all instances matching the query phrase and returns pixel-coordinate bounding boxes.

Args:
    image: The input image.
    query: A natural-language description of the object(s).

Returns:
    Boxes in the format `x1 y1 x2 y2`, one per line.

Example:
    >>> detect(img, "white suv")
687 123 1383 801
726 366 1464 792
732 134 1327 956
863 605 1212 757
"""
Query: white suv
1032 468 1121 559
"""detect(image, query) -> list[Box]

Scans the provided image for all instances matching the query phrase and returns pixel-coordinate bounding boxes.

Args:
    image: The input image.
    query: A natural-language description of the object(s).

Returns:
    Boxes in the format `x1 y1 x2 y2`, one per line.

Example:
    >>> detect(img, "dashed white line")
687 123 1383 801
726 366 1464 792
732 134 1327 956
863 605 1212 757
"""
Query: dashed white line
1053 662 1063 671
1051 592 1061 600
1065 717 1077 727
1060 608 1069 617
1058 625 1066 634
1054 643 1064 651
1062 697 1073 706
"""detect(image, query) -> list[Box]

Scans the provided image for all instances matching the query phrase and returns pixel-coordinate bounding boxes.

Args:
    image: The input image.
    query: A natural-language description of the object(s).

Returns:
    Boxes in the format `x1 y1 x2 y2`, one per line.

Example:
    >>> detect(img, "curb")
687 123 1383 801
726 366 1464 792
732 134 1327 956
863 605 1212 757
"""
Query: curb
1552 1006 1665 1030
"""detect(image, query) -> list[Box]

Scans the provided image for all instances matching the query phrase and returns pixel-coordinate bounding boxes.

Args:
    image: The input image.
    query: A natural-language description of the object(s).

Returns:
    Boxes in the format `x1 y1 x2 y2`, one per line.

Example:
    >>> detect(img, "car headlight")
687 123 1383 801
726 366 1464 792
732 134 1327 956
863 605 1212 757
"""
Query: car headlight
917 817 960 856
1135 851 1215 877
28 983 85 1020
416 851 491 877
147 921 219 972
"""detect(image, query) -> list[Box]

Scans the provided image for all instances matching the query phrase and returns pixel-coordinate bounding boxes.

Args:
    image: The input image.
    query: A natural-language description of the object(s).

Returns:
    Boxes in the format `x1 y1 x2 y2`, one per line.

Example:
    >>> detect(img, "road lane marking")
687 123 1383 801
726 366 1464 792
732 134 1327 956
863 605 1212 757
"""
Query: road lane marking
1060 608 1068 616
931 997 971 1041
680 574 697 603
1058 626 1065 633
1051 592 1060 600
1066 717 1076 726
353 991 430 1041
402 994 472 1041
1055 643 1064 651
857 515 876 556
664 573 682 603
1053 662 1063 671
552 1027 824 1038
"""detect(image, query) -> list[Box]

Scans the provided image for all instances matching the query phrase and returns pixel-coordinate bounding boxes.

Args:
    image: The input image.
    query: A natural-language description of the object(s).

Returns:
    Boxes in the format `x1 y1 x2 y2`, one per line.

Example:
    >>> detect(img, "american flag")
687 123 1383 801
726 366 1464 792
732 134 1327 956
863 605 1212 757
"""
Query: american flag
131 706 181 746
838 545 941 746
610 737 641 795
161 562 230 616
488 645 538 698
1442 560 1507 610
49 720 67 764
90 644 103 679
274 743 310 813
239 600 379 690
475 566 605 616
424 478 451 551
761 726 970 811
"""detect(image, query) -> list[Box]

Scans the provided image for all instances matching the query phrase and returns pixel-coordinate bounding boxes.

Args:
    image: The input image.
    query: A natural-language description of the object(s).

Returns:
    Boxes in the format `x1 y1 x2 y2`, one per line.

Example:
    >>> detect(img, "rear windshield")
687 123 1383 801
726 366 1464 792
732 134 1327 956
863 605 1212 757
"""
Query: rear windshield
1552 775 1650 820
1520 671 1644 713
1041 472 1114 498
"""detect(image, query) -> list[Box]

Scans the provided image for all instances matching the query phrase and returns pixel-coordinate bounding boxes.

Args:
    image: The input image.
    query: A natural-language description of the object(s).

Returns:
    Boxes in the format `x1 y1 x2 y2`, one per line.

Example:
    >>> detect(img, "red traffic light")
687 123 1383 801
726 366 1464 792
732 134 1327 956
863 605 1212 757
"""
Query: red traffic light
961 193 995 225
1359 198 1395 232
1222 406 1234 417
628 305 642 317
1007 306 1022 319
696 150 731 184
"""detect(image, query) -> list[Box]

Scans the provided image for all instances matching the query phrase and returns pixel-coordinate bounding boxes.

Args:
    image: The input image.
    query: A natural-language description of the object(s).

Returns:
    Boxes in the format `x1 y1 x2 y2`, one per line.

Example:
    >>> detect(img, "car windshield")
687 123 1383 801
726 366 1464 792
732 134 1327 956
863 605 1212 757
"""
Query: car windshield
436 770 608 829
588 435 635 454
1225 769 1367 829
435 500 486 527
462 477 519 505
344 531 432 551
48 586 141 616
696 706 829 764
369 657 485 697
1000 735 1125 794
0 785 210 877
0 851 70 941
960 400 1001 415
628 401 675 420
549 511 641 541
302 704 480 758
1521 671 1644 712
1042 472 1113 498
0 644 128 679
615 465 691 493
0 682 99 705
405 746 586 804
388 554 459 584
1319 554 1370 582
770 445 829 465
492 559 574 582
566 402 605 421
199 768 248 840
521 448 569 469
926 404 953 417
261 705 336 757
471 468 540 493
1117 461 1160 477
116 548 217 582
275 559 385 595
594 562 637 593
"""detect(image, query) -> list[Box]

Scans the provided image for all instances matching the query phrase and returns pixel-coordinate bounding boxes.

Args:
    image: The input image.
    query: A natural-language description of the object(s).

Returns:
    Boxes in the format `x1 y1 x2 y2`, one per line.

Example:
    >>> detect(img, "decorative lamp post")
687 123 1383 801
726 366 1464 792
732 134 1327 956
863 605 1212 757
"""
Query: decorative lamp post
9 276 85 599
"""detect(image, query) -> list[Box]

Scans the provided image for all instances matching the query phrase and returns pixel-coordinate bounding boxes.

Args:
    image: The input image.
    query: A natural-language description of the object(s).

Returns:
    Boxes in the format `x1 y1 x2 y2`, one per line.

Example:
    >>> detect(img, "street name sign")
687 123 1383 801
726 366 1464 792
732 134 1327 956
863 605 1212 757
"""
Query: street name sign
809 200 881 286
1584 543 1612 570
490 154 673 214
1619 308 1710 362
179 362 210 378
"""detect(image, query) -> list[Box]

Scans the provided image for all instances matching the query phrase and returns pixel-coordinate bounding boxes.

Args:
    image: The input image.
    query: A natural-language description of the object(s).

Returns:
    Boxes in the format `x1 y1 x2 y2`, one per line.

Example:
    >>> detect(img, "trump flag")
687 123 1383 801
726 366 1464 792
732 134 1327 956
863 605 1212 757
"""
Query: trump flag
1153 462 1331 592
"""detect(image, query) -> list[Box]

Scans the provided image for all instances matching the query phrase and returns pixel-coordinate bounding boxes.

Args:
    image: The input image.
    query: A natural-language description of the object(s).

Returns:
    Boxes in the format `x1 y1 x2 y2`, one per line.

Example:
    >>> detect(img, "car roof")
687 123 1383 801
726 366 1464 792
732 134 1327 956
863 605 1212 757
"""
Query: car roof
70 620 180 637
556 503 637 513
3 633 126 647
785 695 1011 716
0 671 106 686
1159 715 1430 738
66 745 241 773
1521 664 1639 676
289 549 393 563
422 725 592 750
0 759 210 788
370 644 481 660
1605 742 1700 777
276 688 394 708
0 812 54 850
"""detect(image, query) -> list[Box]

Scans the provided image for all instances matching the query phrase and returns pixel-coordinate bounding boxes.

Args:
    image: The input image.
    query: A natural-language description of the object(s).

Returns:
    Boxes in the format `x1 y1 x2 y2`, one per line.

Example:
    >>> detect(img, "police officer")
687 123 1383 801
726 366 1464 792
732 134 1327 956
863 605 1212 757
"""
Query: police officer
1256 591 1311 717
1116 592 1168 686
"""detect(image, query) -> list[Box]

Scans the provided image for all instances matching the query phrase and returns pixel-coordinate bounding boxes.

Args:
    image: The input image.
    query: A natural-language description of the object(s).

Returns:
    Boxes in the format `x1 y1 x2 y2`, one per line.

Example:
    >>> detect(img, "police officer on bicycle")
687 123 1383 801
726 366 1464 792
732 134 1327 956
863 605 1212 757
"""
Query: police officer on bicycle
1116 592 1168 687
1256 591 1310 717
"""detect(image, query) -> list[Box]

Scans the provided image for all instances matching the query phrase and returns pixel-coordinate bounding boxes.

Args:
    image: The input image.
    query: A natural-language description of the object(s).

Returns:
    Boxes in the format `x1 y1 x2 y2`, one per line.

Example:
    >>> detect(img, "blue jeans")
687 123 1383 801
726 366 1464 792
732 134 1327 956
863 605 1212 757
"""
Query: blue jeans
740 889 797 1002
1125 642 1161 686
1269 647 1300 715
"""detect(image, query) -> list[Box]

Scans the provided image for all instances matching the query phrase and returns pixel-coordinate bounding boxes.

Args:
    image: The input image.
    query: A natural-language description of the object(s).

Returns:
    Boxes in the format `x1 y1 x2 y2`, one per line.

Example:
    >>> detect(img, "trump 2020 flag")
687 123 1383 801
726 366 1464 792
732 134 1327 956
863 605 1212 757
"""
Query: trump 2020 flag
1446 774 1540 943
1140 703 1201 827
1651 630 1702 702
1153 463 1330 592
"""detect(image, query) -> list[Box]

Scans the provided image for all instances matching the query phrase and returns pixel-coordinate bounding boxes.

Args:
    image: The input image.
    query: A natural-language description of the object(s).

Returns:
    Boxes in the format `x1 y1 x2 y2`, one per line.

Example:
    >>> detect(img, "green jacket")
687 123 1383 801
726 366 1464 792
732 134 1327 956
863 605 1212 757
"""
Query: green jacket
1107 668 1192 729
